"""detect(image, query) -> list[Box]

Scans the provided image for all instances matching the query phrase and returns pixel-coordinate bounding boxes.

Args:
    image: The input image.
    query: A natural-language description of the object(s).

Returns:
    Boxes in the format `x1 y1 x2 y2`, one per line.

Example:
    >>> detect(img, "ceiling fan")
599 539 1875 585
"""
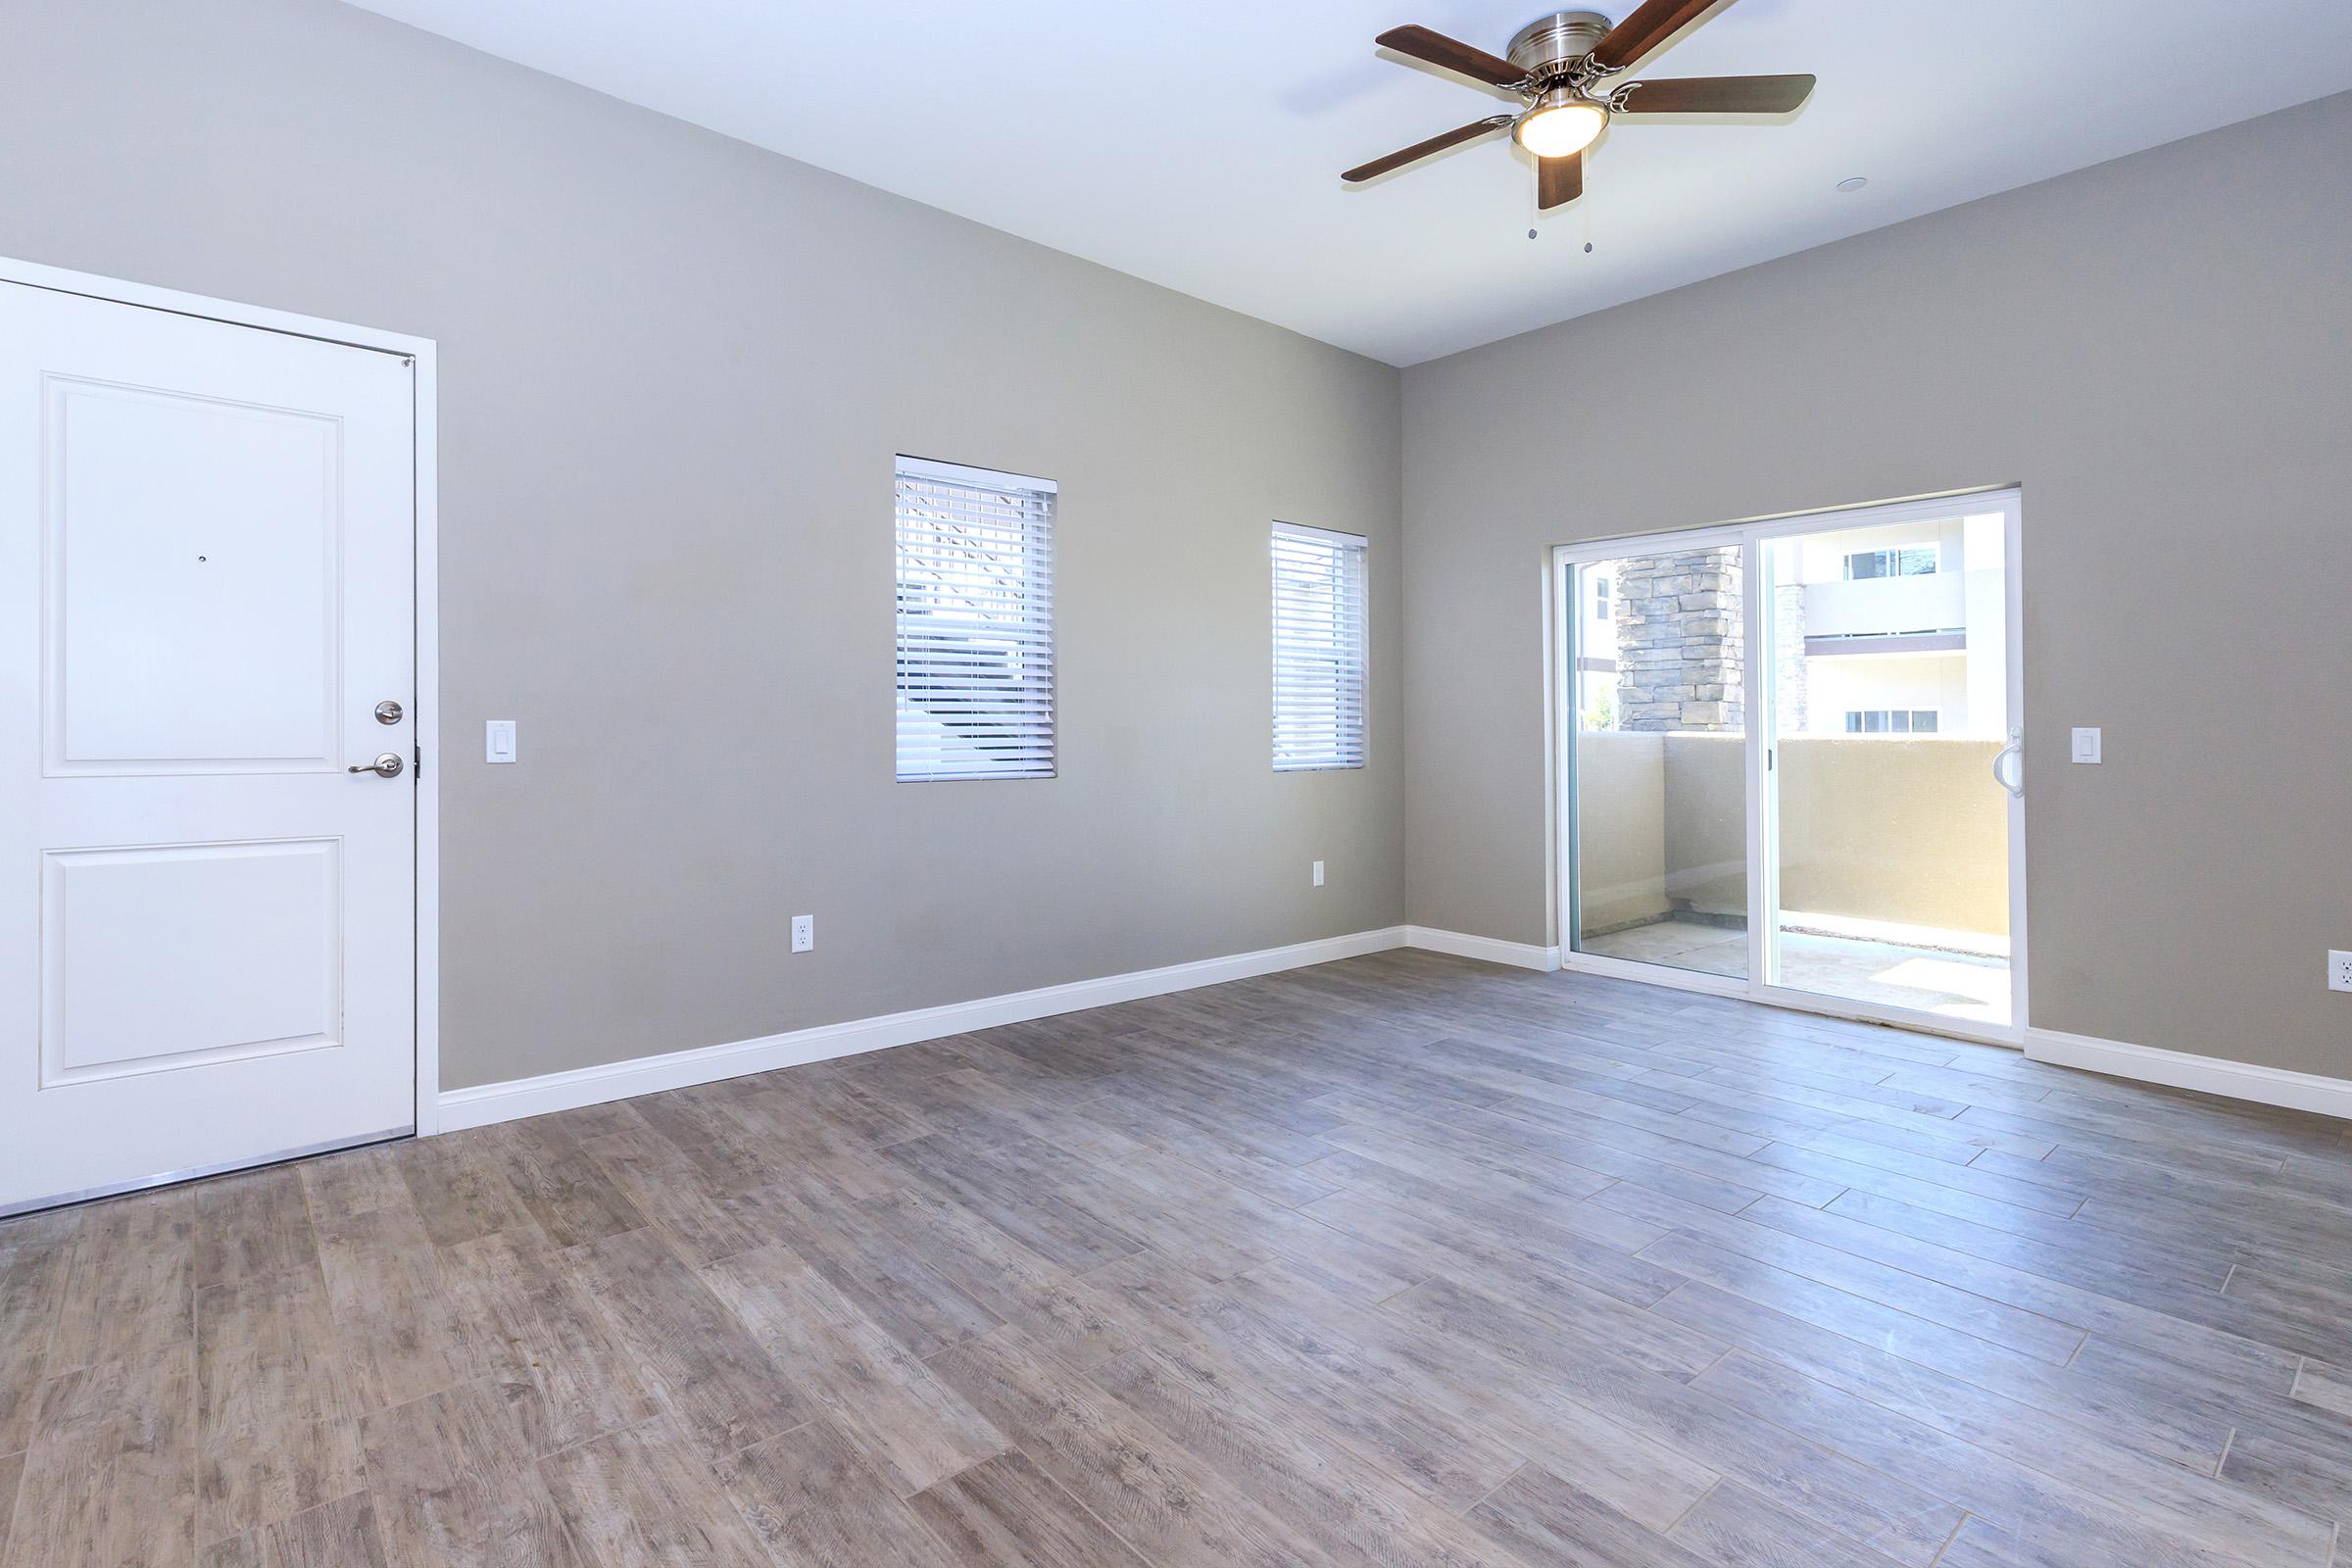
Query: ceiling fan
1343 2 1815 210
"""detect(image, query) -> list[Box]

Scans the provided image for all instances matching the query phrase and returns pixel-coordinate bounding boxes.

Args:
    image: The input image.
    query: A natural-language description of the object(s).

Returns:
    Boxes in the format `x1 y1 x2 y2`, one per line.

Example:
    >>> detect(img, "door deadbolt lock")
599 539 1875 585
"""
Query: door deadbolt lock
374 700 405 725
348 753 405 778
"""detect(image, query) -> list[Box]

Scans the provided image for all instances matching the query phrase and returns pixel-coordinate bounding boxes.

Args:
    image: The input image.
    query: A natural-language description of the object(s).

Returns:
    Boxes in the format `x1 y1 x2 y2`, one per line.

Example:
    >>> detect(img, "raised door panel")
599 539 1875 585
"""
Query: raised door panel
46 378 341 775
40 838 342 1087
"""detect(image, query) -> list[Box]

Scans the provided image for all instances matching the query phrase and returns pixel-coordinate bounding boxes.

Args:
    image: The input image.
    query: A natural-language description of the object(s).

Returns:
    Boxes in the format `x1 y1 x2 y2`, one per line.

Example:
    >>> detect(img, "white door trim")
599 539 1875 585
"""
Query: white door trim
0 255 442 1137
1551 485 2028 1049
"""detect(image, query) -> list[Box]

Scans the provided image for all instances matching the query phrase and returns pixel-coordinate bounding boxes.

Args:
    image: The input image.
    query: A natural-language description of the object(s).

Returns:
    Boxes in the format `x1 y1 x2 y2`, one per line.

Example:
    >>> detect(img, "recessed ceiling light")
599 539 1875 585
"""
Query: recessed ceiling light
1837 176 1869 192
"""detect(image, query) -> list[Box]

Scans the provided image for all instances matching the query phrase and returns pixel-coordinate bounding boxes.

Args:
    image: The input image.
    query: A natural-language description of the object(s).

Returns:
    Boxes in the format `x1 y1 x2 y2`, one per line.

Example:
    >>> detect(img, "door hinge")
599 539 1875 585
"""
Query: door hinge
413 745 423 781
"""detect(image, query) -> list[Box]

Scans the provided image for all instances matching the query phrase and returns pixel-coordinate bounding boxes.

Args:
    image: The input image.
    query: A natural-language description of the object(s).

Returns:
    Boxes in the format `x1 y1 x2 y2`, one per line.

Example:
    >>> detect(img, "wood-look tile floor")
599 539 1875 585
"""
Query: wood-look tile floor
6 949 2352 1568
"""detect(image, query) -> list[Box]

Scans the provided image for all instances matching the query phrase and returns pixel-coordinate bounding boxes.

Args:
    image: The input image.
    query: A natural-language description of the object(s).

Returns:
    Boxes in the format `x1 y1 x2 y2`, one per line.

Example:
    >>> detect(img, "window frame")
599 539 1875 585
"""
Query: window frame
1270 520 1369 773
1842 546 1939 580
893 454 1058 784
1843 709 1940 735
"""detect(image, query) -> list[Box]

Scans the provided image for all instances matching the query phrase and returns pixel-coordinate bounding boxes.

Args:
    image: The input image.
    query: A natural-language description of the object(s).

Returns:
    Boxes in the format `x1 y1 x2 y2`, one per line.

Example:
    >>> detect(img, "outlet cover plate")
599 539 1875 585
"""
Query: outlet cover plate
2330 951 2352 994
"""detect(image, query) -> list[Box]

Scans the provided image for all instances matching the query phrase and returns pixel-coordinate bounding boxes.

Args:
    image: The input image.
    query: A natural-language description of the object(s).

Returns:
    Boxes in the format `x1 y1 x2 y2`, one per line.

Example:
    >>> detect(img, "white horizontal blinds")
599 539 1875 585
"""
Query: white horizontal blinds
895 457 1056 781
1271 522 1368 771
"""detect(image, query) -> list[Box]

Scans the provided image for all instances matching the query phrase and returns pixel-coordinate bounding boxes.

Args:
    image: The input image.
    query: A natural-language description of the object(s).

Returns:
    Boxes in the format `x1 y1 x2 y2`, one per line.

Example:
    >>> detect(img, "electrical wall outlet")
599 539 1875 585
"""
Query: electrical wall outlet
2330 951 2352 994
1311 860 1325 888
791 914 813 954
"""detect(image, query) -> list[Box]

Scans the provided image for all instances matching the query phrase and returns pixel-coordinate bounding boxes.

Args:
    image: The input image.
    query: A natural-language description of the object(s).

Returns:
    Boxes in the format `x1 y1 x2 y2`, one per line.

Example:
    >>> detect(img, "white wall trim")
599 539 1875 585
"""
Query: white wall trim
410 343 441 1134
436 918 2352 1136
2026 1026 2352 1122
1405 926 1563 972
439 927 1410 1130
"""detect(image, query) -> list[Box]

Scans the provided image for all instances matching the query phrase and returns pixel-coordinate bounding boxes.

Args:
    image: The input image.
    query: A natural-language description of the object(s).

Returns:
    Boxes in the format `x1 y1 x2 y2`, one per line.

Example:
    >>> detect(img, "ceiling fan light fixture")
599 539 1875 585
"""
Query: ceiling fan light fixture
1515 88 1609 159
1348 7 1814 210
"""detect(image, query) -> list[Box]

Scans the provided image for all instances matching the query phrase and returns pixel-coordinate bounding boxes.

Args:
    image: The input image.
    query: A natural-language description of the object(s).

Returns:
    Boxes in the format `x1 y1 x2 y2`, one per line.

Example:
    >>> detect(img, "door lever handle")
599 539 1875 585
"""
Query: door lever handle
348 753 405 778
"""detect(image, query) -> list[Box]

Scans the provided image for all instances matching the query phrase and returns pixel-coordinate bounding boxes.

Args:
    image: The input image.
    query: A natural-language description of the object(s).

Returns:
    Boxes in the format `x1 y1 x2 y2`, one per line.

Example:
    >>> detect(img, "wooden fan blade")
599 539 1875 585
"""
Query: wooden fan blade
1537 152 1584 210
1375 24 1525 87
1343 117 1509 182
1591 0 1729 71
1613 74 1815 114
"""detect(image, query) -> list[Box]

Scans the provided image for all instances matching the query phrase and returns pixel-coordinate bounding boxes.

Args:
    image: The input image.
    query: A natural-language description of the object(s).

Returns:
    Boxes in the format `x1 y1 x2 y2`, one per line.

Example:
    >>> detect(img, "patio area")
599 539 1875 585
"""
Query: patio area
1584 916 2012 1024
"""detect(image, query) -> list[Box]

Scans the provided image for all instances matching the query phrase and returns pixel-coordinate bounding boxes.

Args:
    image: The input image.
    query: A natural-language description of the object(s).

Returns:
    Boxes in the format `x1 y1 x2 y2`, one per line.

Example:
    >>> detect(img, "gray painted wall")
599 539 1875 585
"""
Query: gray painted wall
6 0 2344 1091
0 0 1404 1090
1403 92 2352 1077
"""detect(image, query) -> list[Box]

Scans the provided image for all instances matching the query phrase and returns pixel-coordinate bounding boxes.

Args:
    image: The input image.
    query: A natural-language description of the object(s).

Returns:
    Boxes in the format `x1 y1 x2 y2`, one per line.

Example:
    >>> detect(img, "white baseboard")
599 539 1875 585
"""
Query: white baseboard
2025 1026 2352 1122
1404 925 1563 972
437 926 1408 1131
451 927 2352 1140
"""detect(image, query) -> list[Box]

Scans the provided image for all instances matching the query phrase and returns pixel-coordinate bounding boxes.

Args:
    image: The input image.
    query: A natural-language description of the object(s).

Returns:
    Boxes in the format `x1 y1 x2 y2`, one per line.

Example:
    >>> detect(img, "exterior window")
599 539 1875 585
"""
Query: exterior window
1844 710 1939 734
1843 547 1938 579
1593 575 1610 620
894 457 1055 781
1272 522 1368 771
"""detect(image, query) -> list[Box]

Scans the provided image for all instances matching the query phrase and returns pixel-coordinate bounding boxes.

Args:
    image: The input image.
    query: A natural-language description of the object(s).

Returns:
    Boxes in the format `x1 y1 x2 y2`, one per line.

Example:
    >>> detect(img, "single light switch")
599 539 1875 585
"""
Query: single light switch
486 719 517 763
2071 727 2101 764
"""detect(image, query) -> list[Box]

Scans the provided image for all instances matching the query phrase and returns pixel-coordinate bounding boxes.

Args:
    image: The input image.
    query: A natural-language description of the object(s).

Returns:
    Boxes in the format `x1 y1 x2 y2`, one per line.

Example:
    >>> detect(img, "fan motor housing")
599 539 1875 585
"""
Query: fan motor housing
1507 10 1613 79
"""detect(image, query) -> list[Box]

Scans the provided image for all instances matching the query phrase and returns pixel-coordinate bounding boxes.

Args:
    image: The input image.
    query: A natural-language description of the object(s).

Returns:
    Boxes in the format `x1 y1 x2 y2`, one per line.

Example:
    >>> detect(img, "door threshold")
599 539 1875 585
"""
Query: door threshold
0 1126 414 1220
1557 950 2021 1050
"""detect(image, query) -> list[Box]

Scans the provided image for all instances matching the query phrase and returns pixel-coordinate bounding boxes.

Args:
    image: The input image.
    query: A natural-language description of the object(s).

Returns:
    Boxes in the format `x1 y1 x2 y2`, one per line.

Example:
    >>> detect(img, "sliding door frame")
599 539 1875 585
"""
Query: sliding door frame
1552 488 2027 1048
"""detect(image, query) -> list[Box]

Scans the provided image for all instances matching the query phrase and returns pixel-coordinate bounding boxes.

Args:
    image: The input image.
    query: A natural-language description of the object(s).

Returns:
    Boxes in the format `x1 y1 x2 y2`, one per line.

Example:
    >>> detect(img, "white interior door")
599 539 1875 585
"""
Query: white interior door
0 281 417 1213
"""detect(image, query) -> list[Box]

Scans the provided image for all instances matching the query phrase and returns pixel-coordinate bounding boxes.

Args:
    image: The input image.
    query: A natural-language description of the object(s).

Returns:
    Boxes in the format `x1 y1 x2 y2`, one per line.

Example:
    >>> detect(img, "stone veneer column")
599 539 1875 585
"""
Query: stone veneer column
1774 579 1807 732
1612 548 1744 732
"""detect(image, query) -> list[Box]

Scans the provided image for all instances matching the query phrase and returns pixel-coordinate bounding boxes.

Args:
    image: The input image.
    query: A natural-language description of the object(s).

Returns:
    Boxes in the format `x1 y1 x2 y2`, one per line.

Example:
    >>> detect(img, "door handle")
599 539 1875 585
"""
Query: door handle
348 753 405 778
1990 727 2023 798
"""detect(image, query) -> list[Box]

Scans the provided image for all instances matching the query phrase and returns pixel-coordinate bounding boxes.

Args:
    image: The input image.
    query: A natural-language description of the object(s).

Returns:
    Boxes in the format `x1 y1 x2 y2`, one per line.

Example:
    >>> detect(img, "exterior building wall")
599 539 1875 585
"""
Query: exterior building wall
1807 654 1973 734
1786 515 2009 737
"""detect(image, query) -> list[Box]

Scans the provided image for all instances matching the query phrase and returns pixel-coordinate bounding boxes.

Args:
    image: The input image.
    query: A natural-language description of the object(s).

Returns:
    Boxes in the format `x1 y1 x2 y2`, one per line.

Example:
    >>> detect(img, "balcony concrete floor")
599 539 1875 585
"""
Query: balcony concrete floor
1582 917 2011 1025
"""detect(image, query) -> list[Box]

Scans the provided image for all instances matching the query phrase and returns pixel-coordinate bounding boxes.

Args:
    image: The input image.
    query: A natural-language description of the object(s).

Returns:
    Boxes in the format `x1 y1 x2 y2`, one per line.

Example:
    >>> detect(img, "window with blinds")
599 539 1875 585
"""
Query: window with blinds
1271 522 1368 771
895 456 1056 782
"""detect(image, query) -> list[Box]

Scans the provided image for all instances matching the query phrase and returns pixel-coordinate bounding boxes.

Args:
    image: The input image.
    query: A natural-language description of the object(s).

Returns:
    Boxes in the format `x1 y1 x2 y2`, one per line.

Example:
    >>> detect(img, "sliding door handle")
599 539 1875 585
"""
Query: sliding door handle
1991 728 2024 798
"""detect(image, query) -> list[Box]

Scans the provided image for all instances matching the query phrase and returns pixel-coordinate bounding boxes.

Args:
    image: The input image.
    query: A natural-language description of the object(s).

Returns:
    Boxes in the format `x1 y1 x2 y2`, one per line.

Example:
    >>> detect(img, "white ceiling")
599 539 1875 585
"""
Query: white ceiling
346 0 2352 365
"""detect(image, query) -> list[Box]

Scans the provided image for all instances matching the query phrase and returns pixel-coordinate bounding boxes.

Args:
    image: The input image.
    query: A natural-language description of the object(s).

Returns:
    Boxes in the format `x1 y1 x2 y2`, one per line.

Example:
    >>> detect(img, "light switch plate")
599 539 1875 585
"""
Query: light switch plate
1312 860 1325 888
485 719 517 763
2071 727 2101 764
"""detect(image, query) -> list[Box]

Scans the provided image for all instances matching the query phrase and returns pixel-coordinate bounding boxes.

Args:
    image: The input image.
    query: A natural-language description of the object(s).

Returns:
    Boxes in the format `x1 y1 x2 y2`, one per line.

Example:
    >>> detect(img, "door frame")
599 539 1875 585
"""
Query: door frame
2 255 443 1135
1550 487 2028 1048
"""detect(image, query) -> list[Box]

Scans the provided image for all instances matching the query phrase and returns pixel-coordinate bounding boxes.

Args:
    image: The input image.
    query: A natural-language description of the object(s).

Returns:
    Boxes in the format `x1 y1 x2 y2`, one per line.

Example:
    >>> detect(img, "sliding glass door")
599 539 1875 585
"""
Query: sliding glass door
1567 543 1749 980
1560 492 2026 1042
1759 514 2018 1026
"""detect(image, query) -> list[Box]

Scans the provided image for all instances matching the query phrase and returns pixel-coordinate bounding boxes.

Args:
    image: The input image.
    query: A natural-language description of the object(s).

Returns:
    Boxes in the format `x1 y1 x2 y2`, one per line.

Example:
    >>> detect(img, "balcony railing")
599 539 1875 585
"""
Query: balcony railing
1576 731 2007 943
